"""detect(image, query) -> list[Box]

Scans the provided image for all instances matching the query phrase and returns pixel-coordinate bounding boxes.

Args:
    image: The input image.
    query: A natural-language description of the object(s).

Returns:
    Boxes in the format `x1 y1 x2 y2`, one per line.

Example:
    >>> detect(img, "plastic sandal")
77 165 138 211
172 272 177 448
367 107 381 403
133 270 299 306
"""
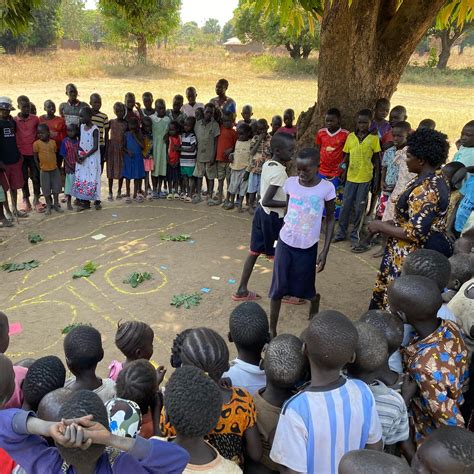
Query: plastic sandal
232 291 262 302
125 197 132 204
282 296 306 305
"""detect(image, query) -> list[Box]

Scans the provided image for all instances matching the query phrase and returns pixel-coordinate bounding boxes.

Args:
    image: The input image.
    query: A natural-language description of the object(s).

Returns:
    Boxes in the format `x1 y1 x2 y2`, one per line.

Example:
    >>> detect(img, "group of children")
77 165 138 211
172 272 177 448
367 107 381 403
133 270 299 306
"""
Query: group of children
1 249 473 473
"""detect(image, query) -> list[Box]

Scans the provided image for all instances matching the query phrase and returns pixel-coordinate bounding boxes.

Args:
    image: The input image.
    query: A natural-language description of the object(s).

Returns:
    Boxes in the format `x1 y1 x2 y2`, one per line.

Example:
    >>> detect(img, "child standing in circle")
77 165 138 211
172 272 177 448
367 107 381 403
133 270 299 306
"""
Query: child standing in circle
141 116 154 200
59 124 79 210
123 117 145 203
106 102 128 201
166 121 181 200
72 106 101 211
150 99 170 198
179 116 197 202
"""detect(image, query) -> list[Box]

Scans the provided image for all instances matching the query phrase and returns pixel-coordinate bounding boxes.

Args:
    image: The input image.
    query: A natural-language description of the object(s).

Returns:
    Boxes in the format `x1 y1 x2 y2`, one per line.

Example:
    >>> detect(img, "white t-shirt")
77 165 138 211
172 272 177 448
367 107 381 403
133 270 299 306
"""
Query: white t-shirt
223 359 266 395
181 102 205 118
259 160 288 218
64 377 116 403
270 378 382 474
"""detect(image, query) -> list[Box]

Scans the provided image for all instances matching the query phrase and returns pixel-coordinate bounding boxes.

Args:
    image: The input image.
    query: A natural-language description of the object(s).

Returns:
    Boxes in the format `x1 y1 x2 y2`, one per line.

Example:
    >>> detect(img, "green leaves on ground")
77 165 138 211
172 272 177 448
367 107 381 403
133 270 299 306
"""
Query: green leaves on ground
28 233 43 244
1 260 39 272
170 292 202 309
123 271 153 288
72 261 98 279
61 322 92 335
161 233 191 241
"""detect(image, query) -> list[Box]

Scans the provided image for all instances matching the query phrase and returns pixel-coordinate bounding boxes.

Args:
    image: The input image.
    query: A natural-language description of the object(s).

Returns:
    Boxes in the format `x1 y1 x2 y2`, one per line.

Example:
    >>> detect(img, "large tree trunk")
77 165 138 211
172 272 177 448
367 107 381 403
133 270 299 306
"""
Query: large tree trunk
297 0 446 146
137 33 147 61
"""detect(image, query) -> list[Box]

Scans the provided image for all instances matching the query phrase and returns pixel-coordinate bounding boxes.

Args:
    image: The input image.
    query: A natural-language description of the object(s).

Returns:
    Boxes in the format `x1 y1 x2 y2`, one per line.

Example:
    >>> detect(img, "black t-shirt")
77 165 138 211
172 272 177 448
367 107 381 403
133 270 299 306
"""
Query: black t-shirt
0 119 20 164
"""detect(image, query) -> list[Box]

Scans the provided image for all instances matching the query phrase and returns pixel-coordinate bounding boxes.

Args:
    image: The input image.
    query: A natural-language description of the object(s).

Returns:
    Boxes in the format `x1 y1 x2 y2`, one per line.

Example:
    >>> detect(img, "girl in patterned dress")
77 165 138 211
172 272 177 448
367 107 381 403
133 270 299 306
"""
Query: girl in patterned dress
368 129 452 309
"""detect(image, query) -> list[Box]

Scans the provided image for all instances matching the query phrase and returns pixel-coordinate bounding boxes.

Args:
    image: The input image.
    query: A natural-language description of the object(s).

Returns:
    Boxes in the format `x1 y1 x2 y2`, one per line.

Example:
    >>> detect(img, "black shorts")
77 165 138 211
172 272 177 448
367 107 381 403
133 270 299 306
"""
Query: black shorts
269 238 318 300
250 205 283 258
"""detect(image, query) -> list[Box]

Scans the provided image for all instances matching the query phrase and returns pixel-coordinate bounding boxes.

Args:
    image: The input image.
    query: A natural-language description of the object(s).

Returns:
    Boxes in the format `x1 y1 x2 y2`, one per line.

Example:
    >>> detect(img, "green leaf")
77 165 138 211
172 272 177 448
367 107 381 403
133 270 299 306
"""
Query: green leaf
123 271 153 288
160 233 191 242
61 322 92 335
28 233 43 244
72 261 98 279
1 260 40 272
170 292 202 309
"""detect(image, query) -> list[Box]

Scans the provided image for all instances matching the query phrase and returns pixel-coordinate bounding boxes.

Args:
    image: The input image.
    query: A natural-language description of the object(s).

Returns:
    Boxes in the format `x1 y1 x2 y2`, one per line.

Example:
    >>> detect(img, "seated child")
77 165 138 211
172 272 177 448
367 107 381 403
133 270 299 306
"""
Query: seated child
22 356 66 412
108 320 154 381
388 275 468 446
0 312 28 410
251 334 306 474
33 123 63 215
163 365 242 473
59 124 79 210
270 311 382 473
346 322 409 450
237 105 257 128
223 302 270 395
270 116 282 136
417 118 436 130
116 360 161 439
226 123 252 211
162 327 262 465
411 426 474 473
338 449 411 474
63 325 116 403
359 309 404 385
0 389 189 473
453 120 474 168
277 109 297 138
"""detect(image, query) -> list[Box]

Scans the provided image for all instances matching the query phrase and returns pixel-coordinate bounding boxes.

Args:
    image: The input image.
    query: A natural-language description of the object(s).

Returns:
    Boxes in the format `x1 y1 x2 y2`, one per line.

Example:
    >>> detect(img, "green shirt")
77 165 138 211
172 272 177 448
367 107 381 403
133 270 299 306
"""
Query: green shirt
195 119 220 163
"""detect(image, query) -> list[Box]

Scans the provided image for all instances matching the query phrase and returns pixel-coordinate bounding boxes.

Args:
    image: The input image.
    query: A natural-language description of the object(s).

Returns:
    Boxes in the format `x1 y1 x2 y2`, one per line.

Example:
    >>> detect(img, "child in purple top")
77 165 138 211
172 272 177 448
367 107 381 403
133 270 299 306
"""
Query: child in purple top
269 148 336 337
0 390 189 474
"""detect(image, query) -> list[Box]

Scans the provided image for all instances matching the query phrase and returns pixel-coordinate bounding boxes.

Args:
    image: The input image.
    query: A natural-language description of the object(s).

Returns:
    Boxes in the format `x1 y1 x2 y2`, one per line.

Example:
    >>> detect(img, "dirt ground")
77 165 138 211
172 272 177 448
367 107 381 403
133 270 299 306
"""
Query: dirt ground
0 188 380 378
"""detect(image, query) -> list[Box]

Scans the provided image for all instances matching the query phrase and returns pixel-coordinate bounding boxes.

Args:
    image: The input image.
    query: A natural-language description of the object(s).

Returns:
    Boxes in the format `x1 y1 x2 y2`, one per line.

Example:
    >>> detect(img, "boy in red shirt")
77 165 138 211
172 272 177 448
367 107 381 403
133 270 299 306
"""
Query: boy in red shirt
315 108 349 219
215 113 237 206
167 121 181 199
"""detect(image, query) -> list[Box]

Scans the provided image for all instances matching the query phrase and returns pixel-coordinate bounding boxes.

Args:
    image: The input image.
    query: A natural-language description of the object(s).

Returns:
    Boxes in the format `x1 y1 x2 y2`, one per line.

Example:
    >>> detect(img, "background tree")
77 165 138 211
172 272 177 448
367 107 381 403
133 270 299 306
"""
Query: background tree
0 0 41 33
221 20 234 42
244 0 473 144
99 0 181 60
202 18 221 35
435 21 472 68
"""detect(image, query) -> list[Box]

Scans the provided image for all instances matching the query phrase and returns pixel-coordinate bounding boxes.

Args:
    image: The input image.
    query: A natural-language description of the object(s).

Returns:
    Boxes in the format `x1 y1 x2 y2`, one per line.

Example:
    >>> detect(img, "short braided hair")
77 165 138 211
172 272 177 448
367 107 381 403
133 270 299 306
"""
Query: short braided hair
403 249 451 291
115 320 153 359
229 302 269 350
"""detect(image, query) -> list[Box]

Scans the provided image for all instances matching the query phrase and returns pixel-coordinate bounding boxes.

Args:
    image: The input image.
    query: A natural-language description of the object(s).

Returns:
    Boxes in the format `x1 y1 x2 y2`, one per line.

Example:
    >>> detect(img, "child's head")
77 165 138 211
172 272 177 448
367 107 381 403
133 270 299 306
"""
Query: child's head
142 92 153 109
373 98 390 121
58 390 109 468
241 104 253 122
37 123 50 142
18 97 31 116
30 102 37 115
388 105 407 126
417 118 436 130
271 115 283 133
172 94 184 112
447 254 472 292
270 132 295 162
168 120 180 137
297 148 320 184
17 95 29 107
359 309 403 356
0 354 15 407
203 103 214 123
22 355 66 411
44 99 56 116
183 116 196 133
128 117 140 133
170 328 193 368
256 118 268 135
215 78 229 96
164 365 222 439
65 83 78 101
443 161 465 190
37 388 71 422
0 97 15 119
346 322 388 379
64 325 104 375
460 120 474 148
89 93 102 113
116 359 157 415
325 108 341 131
124 92 136 111
115 320 154 361
195 107 204 121
412 426 474 474
229 302 270 355
356 109 372 133
391 121 410 148
402 249 451 292
0 311 9 354
66 123 79 140
283 108 295 128
303 310 358 371
454 235 474 255
155 98 166 118
237 122 252 141
185 86 197 104
222 113 233 129
113 101 125 119
263 334 306 388
339 449 411 474
141 116 152 134
388 275 442 325
180 327 230 382
79 105 93 125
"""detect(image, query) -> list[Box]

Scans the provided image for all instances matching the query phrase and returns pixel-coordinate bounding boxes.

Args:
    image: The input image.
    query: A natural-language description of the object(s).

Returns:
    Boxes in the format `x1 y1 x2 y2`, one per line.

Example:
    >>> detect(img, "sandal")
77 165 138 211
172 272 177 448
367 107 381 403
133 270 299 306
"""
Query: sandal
13 209 29 218
116 193 123 200
146 192 153 201
34 203 45 213
223 202 235 210
135 194 144 203
231 291 261 302
351 244 370 253
159 191 168 198
0 218 14 228
125 196 132 204
107 193 114 202
192 195 203 204
282 296 306 305
166 193 174 200
185 196 192 203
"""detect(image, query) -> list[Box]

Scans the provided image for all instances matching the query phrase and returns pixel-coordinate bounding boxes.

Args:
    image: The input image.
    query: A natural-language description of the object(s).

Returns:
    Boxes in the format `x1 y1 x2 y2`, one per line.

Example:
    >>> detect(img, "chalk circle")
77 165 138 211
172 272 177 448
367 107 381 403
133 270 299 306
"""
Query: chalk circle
104 262 168 295
5 299 77 358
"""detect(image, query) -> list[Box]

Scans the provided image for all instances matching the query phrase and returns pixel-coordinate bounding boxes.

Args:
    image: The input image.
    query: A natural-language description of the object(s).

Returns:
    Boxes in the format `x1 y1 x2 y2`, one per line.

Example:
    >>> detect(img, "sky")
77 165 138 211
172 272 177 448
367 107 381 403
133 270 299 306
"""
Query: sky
85 0 239 26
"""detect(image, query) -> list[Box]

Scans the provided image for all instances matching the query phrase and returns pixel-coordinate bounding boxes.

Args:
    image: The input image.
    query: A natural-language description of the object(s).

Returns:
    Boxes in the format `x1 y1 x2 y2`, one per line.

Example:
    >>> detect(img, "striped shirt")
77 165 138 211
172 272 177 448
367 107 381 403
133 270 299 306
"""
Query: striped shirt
369 380 409 446
180 132 197 168
91 111 110 146
270 378 382 474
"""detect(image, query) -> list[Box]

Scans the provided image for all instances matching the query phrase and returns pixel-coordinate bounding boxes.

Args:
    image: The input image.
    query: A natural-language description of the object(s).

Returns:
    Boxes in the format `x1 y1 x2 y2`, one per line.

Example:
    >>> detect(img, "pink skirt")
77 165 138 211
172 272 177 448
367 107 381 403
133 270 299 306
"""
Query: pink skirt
143 158 154 172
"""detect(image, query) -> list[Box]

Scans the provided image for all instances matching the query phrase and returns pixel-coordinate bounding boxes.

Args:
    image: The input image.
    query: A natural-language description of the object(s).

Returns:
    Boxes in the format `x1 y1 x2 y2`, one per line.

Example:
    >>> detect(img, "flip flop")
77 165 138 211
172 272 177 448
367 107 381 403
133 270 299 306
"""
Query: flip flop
351 244 370 253
282 296 306 305
13 210 29 218
231 291 262 302
0 218 14 227
34 203 45 213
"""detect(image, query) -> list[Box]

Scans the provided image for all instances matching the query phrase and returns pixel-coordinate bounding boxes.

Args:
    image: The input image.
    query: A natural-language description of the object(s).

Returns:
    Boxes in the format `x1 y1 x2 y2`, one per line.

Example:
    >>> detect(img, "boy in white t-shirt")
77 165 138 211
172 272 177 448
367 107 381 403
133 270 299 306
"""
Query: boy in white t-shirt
232 133 295 302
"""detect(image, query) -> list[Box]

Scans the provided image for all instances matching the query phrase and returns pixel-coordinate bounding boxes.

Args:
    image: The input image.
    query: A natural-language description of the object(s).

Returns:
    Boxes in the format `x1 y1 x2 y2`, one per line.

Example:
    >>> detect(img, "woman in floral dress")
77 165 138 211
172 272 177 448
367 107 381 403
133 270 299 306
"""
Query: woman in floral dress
368 129 452 309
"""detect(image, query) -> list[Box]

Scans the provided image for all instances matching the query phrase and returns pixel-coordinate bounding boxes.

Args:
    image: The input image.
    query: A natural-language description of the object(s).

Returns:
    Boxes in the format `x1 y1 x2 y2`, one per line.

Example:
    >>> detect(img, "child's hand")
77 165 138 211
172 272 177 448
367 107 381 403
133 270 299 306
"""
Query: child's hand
62 415 111 446
243 171 250 181
316 251 328 273
402 373 418 404
156 365 167 386
51 422 92 450
135 102 141 110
